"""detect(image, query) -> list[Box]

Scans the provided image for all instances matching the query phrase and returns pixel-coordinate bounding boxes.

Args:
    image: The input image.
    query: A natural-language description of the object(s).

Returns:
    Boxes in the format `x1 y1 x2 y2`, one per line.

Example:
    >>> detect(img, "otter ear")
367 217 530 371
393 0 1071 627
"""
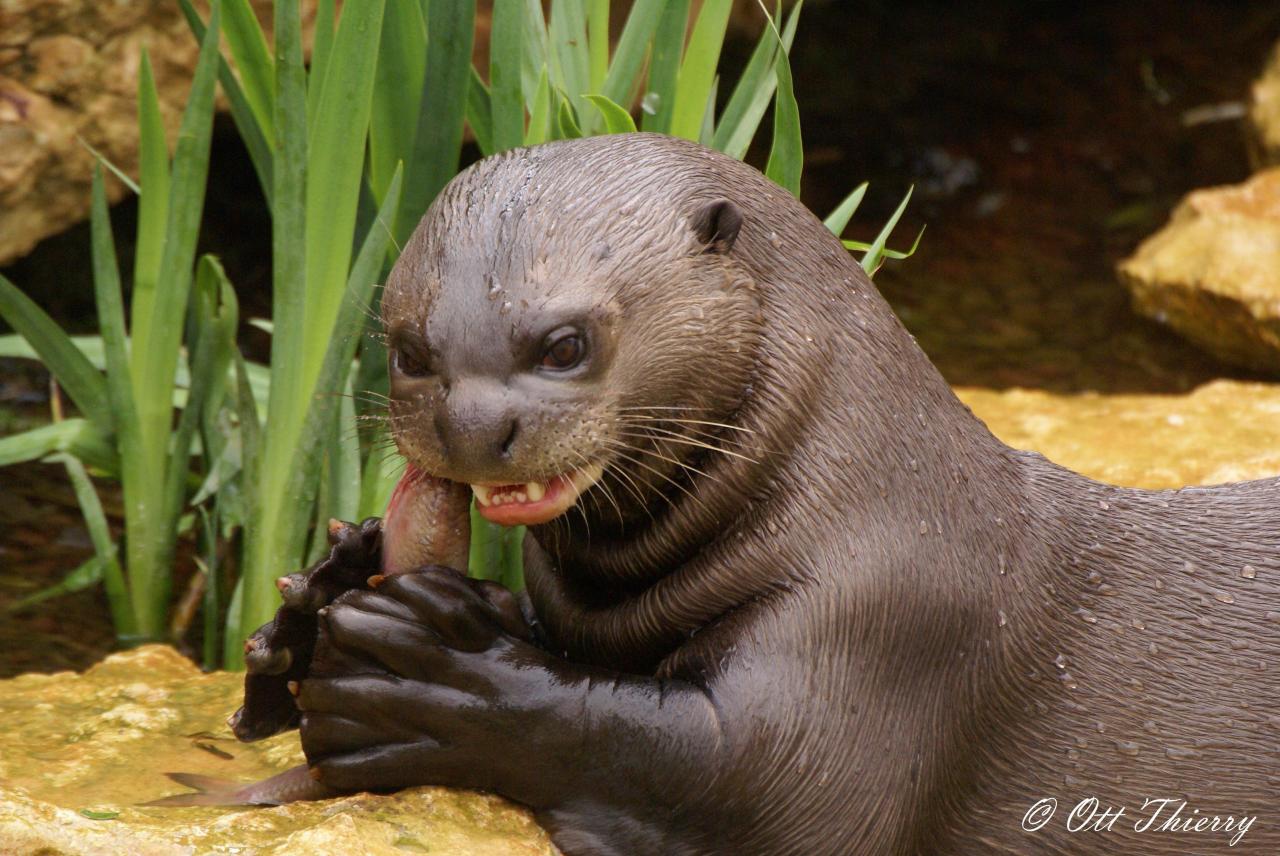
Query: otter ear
691 199 743 254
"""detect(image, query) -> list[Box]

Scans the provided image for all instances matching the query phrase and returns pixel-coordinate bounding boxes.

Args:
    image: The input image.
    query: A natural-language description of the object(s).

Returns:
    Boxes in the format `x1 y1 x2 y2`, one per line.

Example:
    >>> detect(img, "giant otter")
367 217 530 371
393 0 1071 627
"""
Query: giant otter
245 134 1278 853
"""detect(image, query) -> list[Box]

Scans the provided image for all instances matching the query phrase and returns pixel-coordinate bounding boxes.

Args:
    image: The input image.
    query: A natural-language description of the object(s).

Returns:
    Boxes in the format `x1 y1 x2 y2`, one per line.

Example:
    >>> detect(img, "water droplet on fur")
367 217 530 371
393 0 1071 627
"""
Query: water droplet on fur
1230 639 1249 651
1142 720 1159 734
1114 740 1140 757
997 610 1007 628
1147 641 1160 656
918 520 928 535
1153 577 1166 590
1098 500 1109 510
1213 591 1235 604
1075 736 1089 749
1130 618 1145 630
1077 608 1098 625
1053 654 1068 670
1058 671 1078 689
1241 565 1257 579
997 554 1007 575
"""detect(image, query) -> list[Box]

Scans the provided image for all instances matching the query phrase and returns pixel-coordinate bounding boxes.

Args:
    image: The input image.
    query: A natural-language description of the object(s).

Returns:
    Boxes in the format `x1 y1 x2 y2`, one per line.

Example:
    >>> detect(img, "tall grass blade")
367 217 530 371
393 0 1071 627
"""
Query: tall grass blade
669 0 732 141
601 0 664 109
308 0 337 124
221 0 275 138
763 7 802 196
490 0 525 152
467 68 496 156
176 0 273 203
713 0 801 159
135 0 220 457
525 66 553 145
130 51 169 367
823 181 868 238
0 420 117 472
0 275 110 430
56 454 132 634
859 186 915 275
401 0 474 241
370 0 427 203
642 0 689 132
91 165 152 636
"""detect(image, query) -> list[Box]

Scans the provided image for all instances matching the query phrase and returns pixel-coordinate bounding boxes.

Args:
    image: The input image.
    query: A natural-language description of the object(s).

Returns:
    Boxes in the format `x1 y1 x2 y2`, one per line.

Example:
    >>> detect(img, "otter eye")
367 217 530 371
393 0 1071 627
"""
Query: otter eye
541 331 585 371
391 342 432 378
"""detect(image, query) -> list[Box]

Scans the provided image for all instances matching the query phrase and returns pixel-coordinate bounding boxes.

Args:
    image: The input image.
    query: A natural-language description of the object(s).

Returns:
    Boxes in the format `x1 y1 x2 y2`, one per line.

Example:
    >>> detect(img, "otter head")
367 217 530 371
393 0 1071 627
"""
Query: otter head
381 136 764 531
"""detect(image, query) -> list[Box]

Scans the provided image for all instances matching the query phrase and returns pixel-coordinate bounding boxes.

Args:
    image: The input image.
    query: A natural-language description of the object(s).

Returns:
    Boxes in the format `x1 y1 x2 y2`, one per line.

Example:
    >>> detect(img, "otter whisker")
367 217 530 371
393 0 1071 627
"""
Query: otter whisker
599 441 704 510
606 435 725 488
613 428 760 466
614 409 757 435
613 416 760 453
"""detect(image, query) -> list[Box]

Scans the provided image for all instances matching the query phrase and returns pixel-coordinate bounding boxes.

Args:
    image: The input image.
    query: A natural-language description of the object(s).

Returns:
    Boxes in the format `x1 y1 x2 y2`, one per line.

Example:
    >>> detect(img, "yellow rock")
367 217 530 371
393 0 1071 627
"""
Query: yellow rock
0 645 558 856
1117 168 1280 373
959 379 1280 489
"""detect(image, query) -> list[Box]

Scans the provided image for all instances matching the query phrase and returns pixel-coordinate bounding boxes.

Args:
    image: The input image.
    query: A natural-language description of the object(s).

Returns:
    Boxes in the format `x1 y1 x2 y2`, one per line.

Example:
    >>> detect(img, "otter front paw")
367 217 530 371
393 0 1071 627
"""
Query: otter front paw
297 567 544 793
229 518 384 742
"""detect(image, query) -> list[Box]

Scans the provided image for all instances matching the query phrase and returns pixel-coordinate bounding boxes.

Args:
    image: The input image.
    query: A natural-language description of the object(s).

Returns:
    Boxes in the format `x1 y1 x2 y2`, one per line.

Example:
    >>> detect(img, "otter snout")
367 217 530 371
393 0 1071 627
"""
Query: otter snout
419 375 521 479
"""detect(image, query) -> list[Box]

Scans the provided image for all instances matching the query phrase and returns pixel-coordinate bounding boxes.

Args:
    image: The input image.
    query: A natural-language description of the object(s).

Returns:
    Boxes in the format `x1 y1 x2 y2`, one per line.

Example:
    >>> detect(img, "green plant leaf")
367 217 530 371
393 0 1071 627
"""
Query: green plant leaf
131 51 170 373
0 419 117 475
6 553 108 614
490 0 525 153
547 0 589 118
221 0 274 137
587 0 609 95
524 65 553 145
858 186 916 275
583 94 638 134
669 0 732 141
823 181 868 238
370 0 426 204
134 0 220 460
55 453 132 633
467 67 496 156
175 0 273 203
308 0 337 125
0 275 110 430
521 0 550 114
400 0 474 242
763 6 802 197
601 0 663 110
712 0 802 159
91 165 151 636
556 94 584 139
641 0 690 132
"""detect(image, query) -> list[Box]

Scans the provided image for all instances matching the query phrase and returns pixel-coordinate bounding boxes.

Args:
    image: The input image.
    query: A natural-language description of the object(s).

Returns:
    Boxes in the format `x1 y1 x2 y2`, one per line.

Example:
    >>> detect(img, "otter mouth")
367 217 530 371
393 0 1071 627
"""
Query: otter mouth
471 464 604 526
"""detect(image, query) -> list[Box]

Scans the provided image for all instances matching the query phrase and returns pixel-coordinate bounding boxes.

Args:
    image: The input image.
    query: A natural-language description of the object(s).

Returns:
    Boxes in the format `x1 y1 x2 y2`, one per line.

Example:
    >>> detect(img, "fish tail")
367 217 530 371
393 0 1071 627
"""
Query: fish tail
142 772 254 807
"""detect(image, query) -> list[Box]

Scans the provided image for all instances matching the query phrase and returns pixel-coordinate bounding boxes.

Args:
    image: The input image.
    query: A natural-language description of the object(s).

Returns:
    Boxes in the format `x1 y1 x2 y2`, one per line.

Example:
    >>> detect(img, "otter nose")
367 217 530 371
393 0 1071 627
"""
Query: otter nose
437 377 519 472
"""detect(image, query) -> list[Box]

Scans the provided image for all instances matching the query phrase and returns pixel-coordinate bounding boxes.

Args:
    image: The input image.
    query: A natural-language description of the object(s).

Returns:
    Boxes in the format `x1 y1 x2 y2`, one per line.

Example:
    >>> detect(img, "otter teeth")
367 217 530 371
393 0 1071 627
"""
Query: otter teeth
471 482 548 507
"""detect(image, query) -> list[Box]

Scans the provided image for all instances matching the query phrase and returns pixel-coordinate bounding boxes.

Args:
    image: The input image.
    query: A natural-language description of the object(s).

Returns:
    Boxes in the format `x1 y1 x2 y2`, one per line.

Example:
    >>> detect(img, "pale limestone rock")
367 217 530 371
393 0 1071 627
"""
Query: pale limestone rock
959 379 1280 489
0 645 558 856
1117 168 1280 373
